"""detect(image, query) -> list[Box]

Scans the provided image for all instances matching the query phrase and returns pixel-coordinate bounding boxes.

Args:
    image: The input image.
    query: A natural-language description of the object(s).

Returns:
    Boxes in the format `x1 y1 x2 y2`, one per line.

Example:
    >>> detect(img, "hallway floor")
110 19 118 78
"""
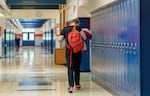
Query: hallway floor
0 47 114 96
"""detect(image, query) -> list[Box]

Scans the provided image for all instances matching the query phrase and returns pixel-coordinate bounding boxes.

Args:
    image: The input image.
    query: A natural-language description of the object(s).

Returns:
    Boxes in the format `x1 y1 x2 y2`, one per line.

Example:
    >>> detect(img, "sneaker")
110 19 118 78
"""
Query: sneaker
68 86 73 93
74 85 81 90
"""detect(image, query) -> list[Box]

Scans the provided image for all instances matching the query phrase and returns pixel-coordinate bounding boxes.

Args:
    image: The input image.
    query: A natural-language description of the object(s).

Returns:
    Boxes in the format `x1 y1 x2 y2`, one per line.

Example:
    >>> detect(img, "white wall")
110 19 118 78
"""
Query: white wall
34 28 43 46
88 0 115 12
35 37 42 47
78 0 89 9
66 0 78 21
35 28 42 34
78 0 90 17
65 0 91 21
11 10 60 24
78 7 91 17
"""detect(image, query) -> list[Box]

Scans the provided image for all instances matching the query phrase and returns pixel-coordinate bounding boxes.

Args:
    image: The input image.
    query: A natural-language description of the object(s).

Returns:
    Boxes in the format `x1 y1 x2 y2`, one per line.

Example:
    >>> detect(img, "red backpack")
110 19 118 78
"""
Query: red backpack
66 26 84 53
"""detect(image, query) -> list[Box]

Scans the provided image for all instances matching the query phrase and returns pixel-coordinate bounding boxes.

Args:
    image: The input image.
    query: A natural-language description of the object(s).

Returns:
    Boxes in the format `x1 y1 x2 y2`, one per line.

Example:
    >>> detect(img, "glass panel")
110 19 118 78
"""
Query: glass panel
6 33 9 40
13 34 15 40
48 33 51 40
29 33 34 40
10 33 12 40
23 33 28 40
43 33 46 40
46 33 48 40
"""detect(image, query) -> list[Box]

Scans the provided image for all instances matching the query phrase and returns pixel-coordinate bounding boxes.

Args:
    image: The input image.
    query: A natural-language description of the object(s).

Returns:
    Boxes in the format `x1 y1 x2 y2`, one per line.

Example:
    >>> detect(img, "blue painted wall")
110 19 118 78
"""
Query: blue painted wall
79 18 90 72
91 0 140 95
140 0 150 96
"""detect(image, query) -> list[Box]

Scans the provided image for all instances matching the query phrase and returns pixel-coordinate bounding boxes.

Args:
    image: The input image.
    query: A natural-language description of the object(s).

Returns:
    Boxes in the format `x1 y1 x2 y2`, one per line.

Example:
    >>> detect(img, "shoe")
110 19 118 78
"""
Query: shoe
68 86 73 93
74 85 81 90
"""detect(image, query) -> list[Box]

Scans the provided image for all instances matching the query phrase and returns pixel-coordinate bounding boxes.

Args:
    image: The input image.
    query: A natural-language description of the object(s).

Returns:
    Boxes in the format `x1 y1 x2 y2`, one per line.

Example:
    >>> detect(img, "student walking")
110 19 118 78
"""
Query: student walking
15 35 20 52
58 18 82 93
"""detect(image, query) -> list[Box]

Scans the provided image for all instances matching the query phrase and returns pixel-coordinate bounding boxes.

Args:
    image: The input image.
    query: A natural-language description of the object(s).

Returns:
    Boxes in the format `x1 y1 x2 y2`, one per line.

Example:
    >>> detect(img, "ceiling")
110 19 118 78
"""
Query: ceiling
5 0 66 28
19 19 47 28
5 0 66 9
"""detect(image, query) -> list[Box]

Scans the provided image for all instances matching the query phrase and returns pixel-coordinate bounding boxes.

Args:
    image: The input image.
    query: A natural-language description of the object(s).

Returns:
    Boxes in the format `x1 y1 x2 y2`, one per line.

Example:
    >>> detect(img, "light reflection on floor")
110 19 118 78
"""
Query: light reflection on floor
0 47 113 96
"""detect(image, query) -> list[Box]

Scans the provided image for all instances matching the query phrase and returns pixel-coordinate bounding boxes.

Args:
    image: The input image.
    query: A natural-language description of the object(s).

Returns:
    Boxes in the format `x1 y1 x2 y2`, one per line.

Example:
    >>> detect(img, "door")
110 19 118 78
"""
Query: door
22 32 35 46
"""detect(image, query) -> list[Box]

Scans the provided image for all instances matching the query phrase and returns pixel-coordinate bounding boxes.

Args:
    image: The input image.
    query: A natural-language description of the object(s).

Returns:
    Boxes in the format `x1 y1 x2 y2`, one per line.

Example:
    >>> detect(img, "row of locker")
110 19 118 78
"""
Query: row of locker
0 19 20 58
42 29 55 54
91 0 139 44
92 46 140 96
2 29 16 58
91 0 140 96
91 42 137 50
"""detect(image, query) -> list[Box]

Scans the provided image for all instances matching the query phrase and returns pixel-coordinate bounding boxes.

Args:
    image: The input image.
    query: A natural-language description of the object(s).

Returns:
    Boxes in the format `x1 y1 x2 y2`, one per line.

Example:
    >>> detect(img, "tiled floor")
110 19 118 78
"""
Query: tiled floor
0 47 114 96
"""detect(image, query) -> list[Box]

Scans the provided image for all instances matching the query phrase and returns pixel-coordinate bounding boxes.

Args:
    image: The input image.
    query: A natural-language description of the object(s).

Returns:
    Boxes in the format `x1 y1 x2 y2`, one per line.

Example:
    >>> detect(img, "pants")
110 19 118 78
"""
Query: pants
66 49 82 87
16 45 19 51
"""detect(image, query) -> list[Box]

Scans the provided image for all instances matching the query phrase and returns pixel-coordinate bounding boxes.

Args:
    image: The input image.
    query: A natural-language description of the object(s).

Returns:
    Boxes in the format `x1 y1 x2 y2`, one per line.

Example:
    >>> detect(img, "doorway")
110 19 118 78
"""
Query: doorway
22 32 35 46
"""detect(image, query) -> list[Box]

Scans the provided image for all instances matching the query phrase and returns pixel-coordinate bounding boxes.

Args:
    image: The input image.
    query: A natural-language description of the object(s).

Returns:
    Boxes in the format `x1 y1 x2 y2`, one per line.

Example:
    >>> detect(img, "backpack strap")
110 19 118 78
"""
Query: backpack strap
66 42 73 68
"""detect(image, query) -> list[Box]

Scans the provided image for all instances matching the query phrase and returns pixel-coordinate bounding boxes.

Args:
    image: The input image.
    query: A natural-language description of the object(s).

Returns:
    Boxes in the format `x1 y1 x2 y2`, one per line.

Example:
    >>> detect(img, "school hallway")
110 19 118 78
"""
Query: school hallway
1 0 150 96
0 47 113 96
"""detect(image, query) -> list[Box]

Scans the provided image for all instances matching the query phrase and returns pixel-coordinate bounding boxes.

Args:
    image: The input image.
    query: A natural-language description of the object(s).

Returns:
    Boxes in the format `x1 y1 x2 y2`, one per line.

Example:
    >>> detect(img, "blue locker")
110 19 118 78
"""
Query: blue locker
50 29 55 54
91 0 140 96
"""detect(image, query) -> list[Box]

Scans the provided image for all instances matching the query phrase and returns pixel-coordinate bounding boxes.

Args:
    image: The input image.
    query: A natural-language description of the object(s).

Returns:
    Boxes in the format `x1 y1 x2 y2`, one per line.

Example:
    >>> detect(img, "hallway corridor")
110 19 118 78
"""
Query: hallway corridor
0 47 113 96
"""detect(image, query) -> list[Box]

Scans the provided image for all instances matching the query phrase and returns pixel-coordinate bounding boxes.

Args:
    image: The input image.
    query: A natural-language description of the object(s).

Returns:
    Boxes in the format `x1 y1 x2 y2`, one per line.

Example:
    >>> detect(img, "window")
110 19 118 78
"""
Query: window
23 33 34 41
29 33 34 40
23 33 28 40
